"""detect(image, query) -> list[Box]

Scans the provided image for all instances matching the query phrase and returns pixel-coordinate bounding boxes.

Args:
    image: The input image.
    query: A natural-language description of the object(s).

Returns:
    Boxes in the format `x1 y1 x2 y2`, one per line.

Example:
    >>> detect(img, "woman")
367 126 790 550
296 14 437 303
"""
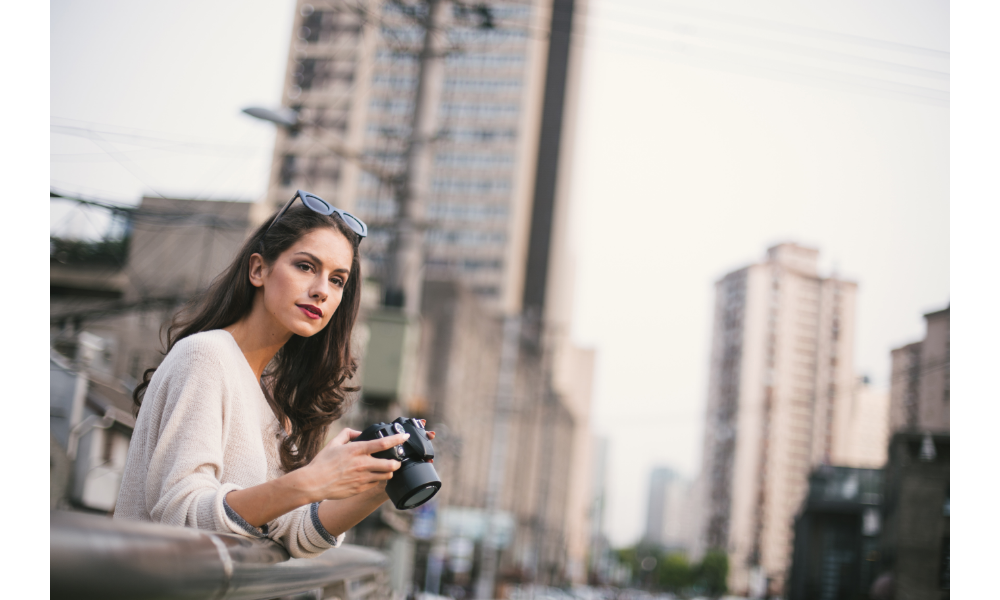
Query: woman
114 190 424 558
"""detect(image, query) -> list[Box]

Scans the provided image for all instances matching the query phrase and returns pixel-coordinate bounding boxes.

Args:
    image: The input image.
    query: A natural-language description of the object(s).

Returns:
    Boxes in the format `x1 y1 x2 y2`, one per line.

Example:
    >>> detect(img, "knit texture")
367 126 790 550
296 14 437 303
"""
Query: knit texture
113 329 344 558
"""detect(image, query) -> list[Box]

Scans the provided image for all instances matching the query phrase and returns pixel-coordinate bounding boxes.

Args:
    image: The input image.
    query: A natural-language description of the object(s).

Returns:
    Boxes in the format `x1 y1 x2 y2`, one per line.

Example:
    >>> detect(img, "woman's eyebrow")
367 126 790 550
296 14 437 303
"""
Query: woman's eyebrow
293 251 323 266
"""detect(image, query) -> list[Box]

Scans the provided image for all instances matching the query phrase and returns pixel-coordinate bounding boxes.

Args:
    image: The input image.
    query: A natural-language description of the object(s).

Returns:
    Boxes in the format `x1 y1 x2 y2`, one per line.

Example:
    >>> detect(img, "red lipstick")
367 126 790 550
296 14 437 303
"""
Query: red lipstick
297 304 323 319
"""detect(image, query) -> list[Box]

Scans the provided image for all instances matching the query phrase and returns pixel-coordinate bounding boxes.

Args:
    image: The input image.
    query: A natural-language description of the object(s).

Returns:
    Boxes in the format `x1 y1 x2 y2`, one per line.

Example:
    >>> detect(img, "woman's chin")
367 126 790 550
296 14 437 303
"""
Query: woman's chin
289 321 325 338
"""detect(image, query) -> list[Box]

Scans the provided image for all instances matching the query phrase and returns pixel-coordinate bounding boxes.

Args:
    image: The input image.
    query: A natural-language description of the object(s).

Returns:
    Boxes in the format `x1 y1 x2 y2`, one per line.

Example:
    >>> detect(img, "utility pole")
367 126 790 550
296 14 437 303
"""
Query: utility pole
474 314 522 599
383 0 450 314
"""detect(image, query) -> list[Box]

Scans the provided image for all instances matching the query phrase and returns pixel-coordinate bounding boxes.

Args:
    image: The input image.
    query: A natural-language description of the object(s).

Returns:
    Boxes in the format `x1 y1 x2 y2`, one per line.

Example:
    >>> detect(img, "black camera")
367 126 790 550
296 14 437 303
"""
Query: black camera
354 417 442 510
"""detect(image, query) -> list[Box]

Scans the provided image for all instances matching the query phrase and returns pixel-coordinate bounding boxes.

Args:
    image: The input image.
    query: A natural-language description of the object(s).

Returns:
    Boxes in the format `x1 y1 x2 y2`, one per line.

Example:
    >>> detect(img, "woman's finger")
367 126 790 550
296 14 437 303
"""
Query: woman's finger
329 427 358 446
356 432 409 455
364 456 401 472
426 431 435 440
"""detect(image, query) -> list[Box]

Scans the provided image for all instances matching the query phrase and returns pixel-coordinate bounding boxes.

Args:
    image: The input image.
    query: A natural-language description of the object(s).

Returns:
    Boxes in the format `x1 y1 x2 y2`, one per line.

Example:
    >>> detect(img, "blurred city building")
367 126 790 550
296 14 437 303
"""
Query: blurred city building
264 1 594 597
694 242 860 597
874 431 949 600
787 466 883 600
889 306 950 434
643 467 697 553
587 436 620 585
50 196 257 513
834 376 890 469
346 278 594 595
877 306 949 600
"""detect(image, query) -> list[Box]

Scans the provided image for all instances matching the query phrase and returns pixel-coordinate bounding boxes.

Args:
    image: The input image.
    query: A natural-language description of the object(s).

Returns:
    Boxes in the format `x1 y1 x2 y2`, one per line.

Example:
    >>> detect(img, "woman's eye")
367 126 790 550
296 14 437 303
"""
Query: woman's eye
297 263 313 272
331 277 345 288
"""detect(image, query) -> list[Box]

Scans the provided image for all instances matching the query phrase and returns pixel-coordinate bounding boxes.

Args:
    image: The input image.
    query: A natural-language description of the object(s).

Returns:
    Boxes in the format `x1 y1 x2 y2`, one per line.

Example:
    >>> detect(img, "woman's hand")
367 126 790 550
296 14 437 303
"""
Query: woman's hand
297 428 409 502
421 419 436 462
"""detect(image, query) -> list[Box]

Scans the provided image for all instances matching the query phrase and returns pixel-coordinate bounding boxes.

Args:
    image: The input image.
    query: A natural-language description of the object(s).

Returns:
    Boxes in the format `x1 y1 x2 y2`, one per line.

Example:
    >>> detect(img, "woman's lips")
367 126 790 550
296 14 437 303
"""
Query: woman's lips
297 304 323 319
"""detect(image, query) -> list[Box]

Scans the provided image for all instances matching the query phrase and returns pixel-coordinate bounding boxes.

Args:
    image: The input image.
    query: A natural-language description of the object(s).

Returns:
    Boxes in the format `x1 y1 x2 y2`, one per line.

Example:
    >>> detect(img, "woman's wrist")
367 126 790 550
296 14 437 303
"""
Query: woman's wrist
283 464 324 506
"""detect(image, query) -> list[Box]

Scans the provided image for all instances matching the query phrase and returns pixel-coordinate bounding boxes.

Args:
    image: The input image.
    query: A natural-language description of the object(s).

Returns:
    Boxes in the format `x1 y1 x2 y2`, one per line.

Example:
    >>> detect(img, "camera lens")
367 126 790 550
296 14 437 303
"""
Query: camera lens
402 486 437 509
385 461 441 510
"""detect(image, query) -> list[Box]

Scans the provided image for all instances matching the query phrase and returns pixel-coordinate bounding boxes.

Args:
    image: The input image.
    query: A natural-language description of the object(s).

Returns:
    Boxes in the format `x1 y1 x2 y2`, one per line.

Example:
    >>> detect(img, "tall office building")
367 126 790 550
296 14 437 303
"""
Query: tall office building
644 467 676 547
643 467 695 552
265 0 583 317
696 243 858 597
265 0 594 592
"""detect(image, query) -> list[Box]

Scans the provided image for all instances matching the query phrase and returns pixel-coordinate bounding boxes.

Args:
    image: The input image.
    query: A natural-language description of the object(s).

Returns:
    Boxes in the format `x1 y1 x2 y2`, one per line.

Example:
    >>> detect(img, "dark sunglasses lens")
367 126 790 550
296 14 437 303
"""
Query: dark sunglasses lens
301 194 333 215
340 213 367 236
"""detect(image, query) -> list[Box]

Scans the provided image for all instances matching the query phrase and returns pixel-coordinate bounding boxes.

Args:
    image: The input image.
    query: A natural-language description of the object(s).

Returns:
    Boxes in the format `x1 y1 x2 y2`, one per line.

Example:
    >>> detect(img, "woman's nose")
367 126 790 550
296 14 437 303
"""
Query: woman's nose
310 280 329 302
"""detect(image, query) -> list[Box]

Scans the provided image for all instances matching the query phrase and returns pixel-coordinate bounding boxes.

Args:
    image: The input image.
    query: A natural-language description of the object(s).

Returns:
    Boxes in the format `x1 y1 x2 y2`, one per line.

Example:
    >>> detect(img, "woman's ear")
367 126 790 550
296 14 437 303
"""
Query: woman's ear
248 253 266 288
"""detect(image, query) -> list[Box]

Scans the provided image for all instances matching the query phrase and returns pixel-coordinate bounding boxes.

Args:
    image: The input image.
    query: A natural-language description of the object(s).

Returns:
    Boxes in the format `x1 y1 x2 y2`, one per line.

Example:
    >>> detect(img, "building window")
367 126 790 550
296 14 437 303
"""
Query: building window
301 10 324 42
295 59 353 91
300 10 362 43
472 285 499 297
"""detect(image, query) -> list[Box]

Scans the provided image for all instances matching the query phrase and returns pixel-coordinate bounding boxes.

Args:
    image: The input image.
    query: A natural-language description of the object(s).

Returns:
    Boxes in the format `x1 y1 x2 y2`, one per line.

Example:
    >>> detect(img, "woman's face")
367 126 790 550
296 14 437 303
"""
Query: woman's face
252 226 354 339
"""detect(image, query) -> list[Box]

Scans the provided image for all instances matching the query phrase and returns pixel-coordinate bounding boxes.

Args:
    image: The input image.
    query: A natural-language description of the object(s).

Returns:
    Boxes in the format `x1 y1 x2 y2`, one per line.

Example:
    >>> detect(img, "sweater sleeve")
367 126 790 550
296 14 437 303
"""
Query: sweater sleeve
143 339 260 539
262 501 346 558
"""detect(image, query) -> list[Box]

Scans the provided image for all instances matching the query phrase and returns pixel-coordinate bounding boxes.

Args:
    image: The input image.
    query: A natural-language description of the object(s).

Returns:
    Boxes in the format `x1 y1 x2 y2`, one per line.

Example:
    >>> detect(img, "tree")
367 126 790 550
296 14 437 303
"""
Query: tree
695 550 729 598
658 552 694 592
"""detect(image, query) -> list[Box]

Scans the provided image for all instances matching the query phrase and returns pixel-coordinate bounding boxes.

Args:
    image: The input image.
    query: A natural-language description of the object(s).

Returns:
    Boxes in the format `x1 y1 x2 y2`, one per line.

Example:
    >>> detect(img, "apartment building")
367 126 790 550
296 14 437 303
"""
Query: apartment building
696 243 859 597
889 306 950 434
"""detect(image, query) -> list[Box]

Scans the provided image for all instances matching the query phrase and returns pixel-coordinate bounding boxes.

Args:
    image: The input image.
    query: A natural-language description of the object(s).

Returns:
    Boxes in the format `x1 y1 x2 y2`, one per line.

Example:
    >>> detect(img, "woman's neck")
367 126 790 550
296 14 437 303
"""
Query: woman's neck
224 298 293 381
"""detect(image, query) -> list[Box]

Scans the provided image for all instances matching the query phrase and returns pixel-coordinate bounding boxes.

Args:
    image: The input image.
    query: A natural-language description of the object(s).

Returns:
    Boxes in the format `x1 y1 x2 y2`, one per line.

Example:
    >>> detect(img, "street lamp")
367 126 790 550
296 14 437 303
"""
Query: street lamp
241 106 300 129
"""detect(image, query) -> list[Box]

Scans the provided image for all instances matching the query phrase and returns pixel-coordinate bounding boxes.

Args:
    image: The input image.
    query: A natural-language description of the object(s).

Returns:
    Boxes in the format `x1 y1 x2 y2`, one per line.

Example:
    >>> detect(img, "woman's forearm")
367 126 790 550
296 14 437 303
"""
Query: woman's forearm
316 484 389 537
225 469 316 527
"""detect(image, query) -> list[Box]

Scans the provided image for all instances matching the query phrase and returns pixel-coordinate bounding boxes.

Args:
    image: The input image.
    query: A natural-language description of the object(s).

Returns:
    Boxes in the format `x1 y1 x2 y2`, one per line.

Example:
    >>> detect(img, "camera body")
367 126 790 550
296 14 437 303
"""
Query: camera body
354 417 442 510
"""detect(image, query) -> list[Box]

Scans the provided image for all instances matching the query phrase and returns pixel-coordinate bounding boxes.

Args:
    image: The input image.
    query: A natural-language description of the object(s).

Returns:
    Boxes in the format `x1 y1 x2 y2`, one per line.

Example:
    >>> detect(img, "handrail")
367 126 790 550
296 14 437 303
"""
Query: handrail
50 510 390 600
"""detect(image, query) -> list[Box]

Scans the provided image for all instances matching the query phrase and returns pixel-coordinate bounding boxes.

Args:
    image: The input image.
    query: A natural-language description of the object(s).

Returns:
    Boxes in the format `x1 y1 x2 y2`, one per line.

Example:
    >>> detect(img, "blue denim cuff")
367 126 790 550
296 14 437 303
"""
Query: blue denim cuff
310 502 338 546
224 495 268 537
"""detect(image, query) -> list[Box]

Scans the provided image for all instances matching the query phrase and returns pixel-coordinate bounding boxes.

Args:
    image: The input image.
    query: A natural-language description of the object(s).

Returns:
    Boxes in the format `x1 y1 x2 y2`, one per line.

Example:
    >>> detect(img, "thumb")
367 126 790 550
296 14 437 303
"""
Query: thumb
329 427 359 446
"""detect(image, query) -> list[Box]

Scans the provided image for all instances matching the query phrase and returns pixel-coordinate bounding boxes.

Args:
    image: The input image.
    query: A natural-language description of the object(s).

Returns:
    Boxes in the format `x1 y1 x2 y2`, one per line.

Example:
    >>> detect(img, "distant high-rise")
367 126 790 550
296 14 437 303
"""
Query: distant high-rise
644 467 676 547
266 0 583 317
696 243 858 597
644 467 695 552
889 306 950 434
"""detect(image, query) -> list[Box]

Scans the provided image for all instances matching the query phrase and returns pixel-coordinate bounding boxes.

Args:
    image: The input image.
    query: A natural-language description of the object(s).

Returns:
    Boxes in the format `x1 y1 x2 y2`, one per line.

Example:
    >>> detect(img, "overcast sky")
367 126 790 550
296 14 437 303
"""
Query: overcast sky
49 0 952 547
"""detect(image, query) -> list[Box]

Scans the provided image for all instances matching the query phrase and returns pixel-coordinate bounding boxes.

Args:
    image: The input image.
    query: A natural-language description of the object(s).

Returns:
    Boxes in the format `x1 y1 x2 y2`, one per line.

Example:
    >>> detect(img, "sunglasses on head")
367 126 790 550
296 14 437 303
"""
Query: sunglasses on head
266 190 368 239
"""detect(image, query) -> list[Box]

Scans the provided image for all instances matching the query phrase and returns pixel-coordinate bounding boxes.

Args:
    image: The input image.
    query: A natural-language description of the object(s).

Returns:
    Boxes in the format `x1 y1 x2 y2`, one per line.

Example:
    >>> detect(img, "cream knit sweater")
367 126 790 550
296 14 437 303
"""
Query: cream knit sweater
113 330 344 558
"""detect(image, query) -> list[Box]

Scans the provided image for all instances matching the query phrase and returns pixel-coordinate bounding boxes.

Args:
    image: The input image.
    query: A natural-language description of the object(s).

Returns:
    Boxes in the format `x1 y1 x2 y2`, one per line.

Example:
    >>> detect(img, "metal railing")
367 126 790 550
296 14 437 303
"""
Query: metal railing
51 510 391 600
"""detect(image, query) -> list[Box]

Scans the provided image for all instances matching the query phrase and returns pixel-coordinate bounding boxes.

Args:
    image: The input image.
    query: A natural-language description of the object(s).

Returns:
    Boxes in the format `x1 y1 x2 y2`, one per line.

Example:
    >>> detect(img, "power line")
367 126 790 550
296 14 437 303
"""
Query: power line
489 1 948 107
51 124 260 157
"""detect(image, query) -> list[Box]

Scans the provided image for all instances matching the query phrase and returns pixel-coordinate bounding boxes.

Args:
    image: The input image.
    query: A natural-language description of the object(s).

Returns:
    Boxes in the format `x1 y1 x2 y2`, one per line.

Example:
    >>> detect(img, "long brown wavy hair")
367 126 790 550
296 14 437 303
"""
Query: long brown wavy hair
133 204 363 472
